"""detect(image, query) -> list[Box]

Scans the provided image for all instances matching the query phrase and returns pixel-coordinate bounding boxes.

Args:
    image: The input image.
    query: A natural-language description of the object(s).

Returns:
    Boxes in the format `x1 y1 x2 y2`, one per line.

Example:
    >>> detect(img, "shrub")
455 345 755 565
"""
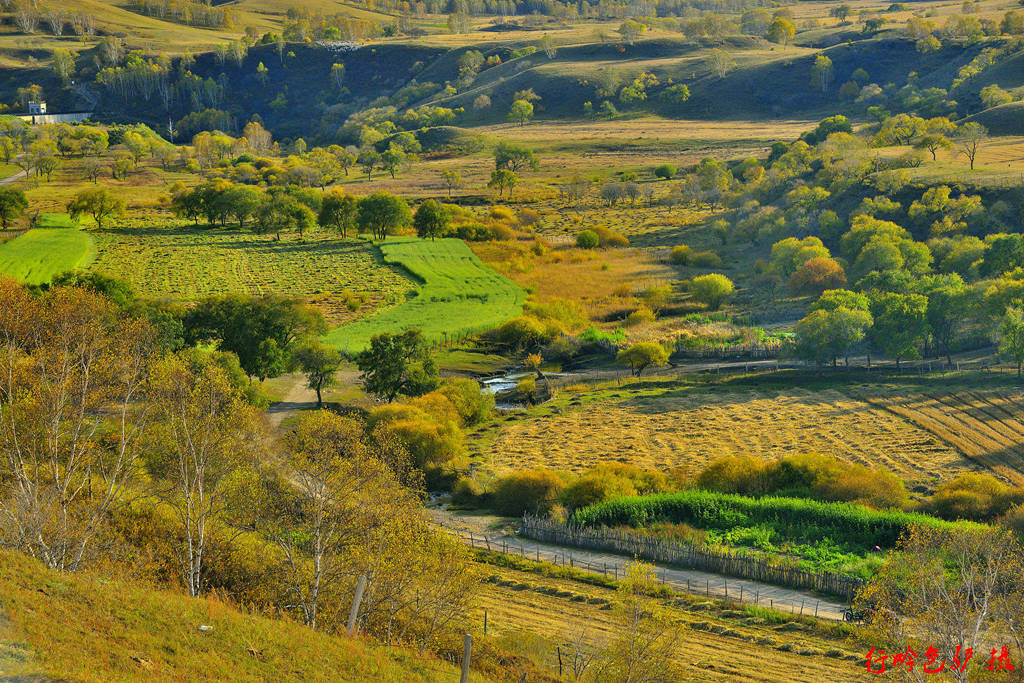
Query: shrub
926 473 1024 521
491 315 558 350
696 455 770 496
491 469 567 516
689 273 735 310
525 298 589 330
689 250 723 268
561 473 637 510
517 208 542 228
670 245 691 265
452 476 485 506
438 378 494 426
489 205 516 222
576 230 600 249
654 164 676 180
367 404 464 470
594 226 629 248
788 257 846 295
625 306 656 326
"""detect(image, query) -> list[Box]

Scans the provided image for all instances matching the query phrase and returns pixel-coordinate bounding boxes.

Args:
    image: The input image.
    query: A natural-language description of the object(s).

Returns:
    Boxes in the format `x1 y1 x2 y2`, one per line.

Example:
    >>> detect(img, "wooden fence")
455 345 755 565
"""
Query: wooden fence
520 516 863 600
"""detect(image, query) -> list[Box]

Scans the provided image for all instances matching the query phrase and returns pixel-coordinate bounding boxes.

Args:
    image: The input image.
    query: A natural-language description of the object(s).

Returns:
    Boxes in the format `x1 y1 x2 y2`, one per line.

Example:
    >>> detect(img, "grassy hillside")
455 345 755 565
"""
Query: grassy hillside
326 237 525 352
0 549 470 682
0 213 94 285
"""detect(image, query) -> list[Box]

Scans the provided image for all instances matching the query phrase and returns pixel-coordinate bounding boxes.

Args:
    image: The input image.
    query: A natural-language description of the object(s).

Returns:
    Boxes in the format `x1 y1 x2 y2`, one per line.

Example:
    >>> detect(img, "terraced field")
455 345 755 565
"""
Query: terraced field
0 214 95 285
326 237 525 353
479 381 976 483
87 222 411 322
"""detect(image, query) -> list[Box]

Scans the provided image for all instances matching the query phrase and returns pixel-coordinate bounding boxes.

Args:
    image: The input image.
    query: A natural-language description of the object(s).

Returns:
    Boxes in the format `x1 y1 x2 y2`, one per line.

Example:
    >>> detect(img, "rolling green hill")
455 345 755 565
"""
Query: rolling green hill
0 214 95 285
326 237 525 352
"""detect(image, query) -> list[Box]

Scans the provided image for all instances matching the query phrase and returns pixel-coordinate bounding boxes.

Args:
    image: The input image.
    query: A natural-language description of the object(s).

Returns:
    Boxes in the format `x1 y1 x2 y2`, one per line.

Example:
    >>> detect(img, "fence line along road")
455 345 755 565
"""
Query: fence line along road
438 521 849 621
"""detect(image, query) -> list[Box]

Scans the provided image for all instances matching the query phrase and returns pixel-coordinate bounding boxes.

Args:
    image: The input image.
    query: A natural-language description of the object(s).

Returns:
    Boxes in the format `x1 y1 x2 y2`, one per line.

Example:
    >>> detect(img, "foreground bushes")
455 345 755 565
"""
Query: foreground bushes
571 489 977 552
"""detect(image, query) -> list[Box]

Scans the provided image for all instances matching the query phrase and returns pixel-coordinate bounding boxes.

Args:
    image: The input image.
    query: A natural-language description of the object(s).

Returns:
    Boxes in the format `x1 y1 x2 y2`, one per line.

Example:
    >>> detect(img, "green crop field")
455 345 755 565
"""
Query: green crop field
0 214 95 285
325 237 526 353
88 221 411 310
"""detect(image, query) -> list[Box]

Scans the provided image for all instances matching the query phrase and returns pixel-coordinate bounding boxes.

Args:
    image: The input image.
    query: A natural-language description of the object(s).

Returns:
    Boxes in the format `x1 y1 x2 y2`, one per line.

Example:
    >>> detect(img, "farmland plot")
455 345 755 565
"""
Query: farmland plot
0 214 94 285
88 222 410 322
326 237 525 352
483 383 972 482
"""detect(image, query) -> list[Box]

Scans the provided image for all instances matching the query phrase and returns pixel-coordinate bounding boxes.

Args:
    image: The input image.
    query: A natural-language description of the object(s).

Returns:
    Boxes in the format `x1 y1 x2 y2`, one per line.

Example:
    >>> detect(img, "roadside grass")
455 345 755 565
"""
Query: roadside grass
0 548 467 682
325 237 525 353
0 213 94 285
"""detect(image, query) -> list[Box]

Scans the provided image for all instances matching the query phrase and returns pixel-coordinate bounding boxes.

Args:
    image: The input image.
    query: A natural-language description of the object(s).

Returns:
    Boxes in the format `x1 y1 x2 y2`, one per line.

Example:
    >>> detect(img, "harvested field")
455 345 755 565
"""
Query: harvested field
859 386 1024 486
482 382 979 483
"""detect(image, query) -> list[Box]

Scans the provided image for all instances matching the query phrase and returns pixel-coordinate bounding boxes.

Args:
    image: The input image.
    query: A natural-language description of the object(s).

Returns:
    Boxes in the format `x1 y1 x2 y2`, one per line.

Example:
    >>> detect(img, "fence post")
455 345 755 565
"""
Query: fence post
484 609 488 635
814 601 819 619
460 634 472 683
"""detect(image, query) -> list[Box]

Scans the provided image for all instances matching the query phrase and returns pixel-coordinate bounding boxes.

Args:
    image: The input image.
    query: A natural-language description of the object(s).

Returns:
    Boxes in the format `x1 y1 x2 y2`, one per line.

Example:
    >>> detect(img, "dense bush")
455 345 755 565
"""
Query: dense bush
367 402 464 470
489 315 559 350
576 230 600 249
688 250 723 268
560 463 671 510
670 245 692 265
696 453 908 509
594 226 629 247
572 489 977 552
491 469 567 516
925 473 1024 521
654 164 676 179
437 378 494 426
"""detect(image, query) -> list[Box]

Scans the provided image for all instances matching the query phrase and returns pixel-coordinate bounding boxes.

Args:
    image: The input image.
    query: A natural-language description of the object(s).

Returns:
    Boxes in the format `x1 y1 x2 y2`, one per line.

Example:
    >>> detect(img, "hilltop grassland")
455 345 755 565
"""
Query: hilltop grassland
0 549 471 683
0 213 94 284
472 375 1024 485
326 237 526 352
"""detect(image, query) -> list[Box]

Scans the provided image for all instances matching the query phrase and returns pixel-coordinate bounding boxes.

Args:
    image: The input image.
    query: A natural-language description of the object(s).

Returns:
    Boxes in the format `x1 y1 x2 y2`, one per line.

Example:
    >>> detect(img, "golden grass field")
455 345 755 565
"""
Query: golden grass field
475 562 869 682
479 379 1024 485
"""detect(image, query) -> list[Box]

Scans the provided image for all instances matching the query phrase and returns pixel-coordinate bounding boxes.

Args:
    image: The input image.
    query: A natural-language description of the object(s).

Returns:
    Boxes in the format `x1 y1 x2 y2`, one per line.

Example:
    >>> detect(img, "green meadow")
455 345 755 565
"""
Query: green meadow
0 214 95 285
325 237 526 353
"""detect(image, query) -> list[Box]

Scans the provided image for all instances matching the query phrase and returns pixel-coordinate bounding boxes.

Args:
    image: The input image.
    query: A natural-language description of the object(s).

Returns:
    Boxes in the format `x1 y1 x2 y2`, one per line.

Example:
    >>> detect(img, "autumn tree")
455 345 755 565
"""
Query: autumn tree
508 99 534 126
956 121 987 170
356 192 411 241
0 281 155 572
617 343 669 377
0 188 27 229
488 169 518 197
869 292 929 370
767 17 795 44
999 304 1024 377
146 351 261 597
253 410 398 630
292 340 343 407
440 169 463 198
318 189 358 237
689 273 735 310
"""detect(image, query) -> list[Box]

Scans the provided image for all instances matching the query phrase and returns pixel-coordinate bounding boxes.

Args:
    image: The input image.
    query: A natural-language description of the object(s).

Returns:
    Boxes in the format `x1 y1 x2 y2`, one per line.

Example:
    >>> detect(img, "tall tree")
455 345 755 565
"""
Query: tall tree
356 192 411 241
0 282 155 572
0 188 27 229
356 330 438 402
66 187 125 229
292 340 343 407
317 189 358 237
869 292 929 370
413 199 449 241
999 304 1024 377
147 352 261 597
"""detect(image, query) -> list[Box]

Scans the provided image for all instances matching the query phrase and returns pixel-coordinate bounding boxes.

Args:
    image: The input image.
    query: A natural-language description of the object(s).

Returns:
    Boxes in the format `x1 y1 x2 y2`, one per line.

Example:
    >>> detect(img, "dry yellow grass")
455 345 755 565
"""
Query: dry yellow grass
483 383 976 482
475 564 869 682
859 387 1024 486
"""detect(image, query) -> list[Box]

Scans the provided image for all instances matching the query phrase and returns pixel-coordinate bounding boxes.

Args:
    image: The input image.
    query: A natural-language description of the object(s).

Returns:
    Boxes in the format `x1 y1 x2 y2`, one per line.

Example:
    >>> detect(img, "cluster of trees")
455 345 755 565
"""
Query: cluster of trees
0 277 482 647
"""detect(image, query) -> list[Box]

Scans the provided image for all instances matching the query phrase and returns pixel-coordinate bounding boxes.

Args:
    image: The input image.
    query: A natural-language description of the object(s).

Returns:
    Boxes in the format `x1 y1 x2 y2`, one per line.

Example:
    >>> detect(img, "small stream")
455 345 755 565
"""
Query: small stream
480 370 568 410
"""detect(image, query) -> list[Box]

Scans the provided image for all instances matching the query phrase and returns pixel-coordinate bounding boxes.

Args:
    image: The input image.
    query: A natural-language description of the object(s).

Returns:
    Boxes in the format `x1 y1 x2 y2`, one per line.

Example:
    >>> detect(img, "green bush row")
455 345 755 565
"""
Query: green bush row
570 488 982 552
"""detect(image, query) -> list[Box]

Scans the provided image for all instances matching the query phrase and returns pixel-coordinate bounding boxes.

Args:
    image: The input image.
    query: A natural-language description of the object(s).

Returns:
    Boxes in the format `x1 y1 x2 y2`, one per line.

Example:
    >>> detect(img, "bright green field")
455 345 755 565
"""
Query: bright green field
0 214 95 285
325 237 526 353
88 222 410 302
